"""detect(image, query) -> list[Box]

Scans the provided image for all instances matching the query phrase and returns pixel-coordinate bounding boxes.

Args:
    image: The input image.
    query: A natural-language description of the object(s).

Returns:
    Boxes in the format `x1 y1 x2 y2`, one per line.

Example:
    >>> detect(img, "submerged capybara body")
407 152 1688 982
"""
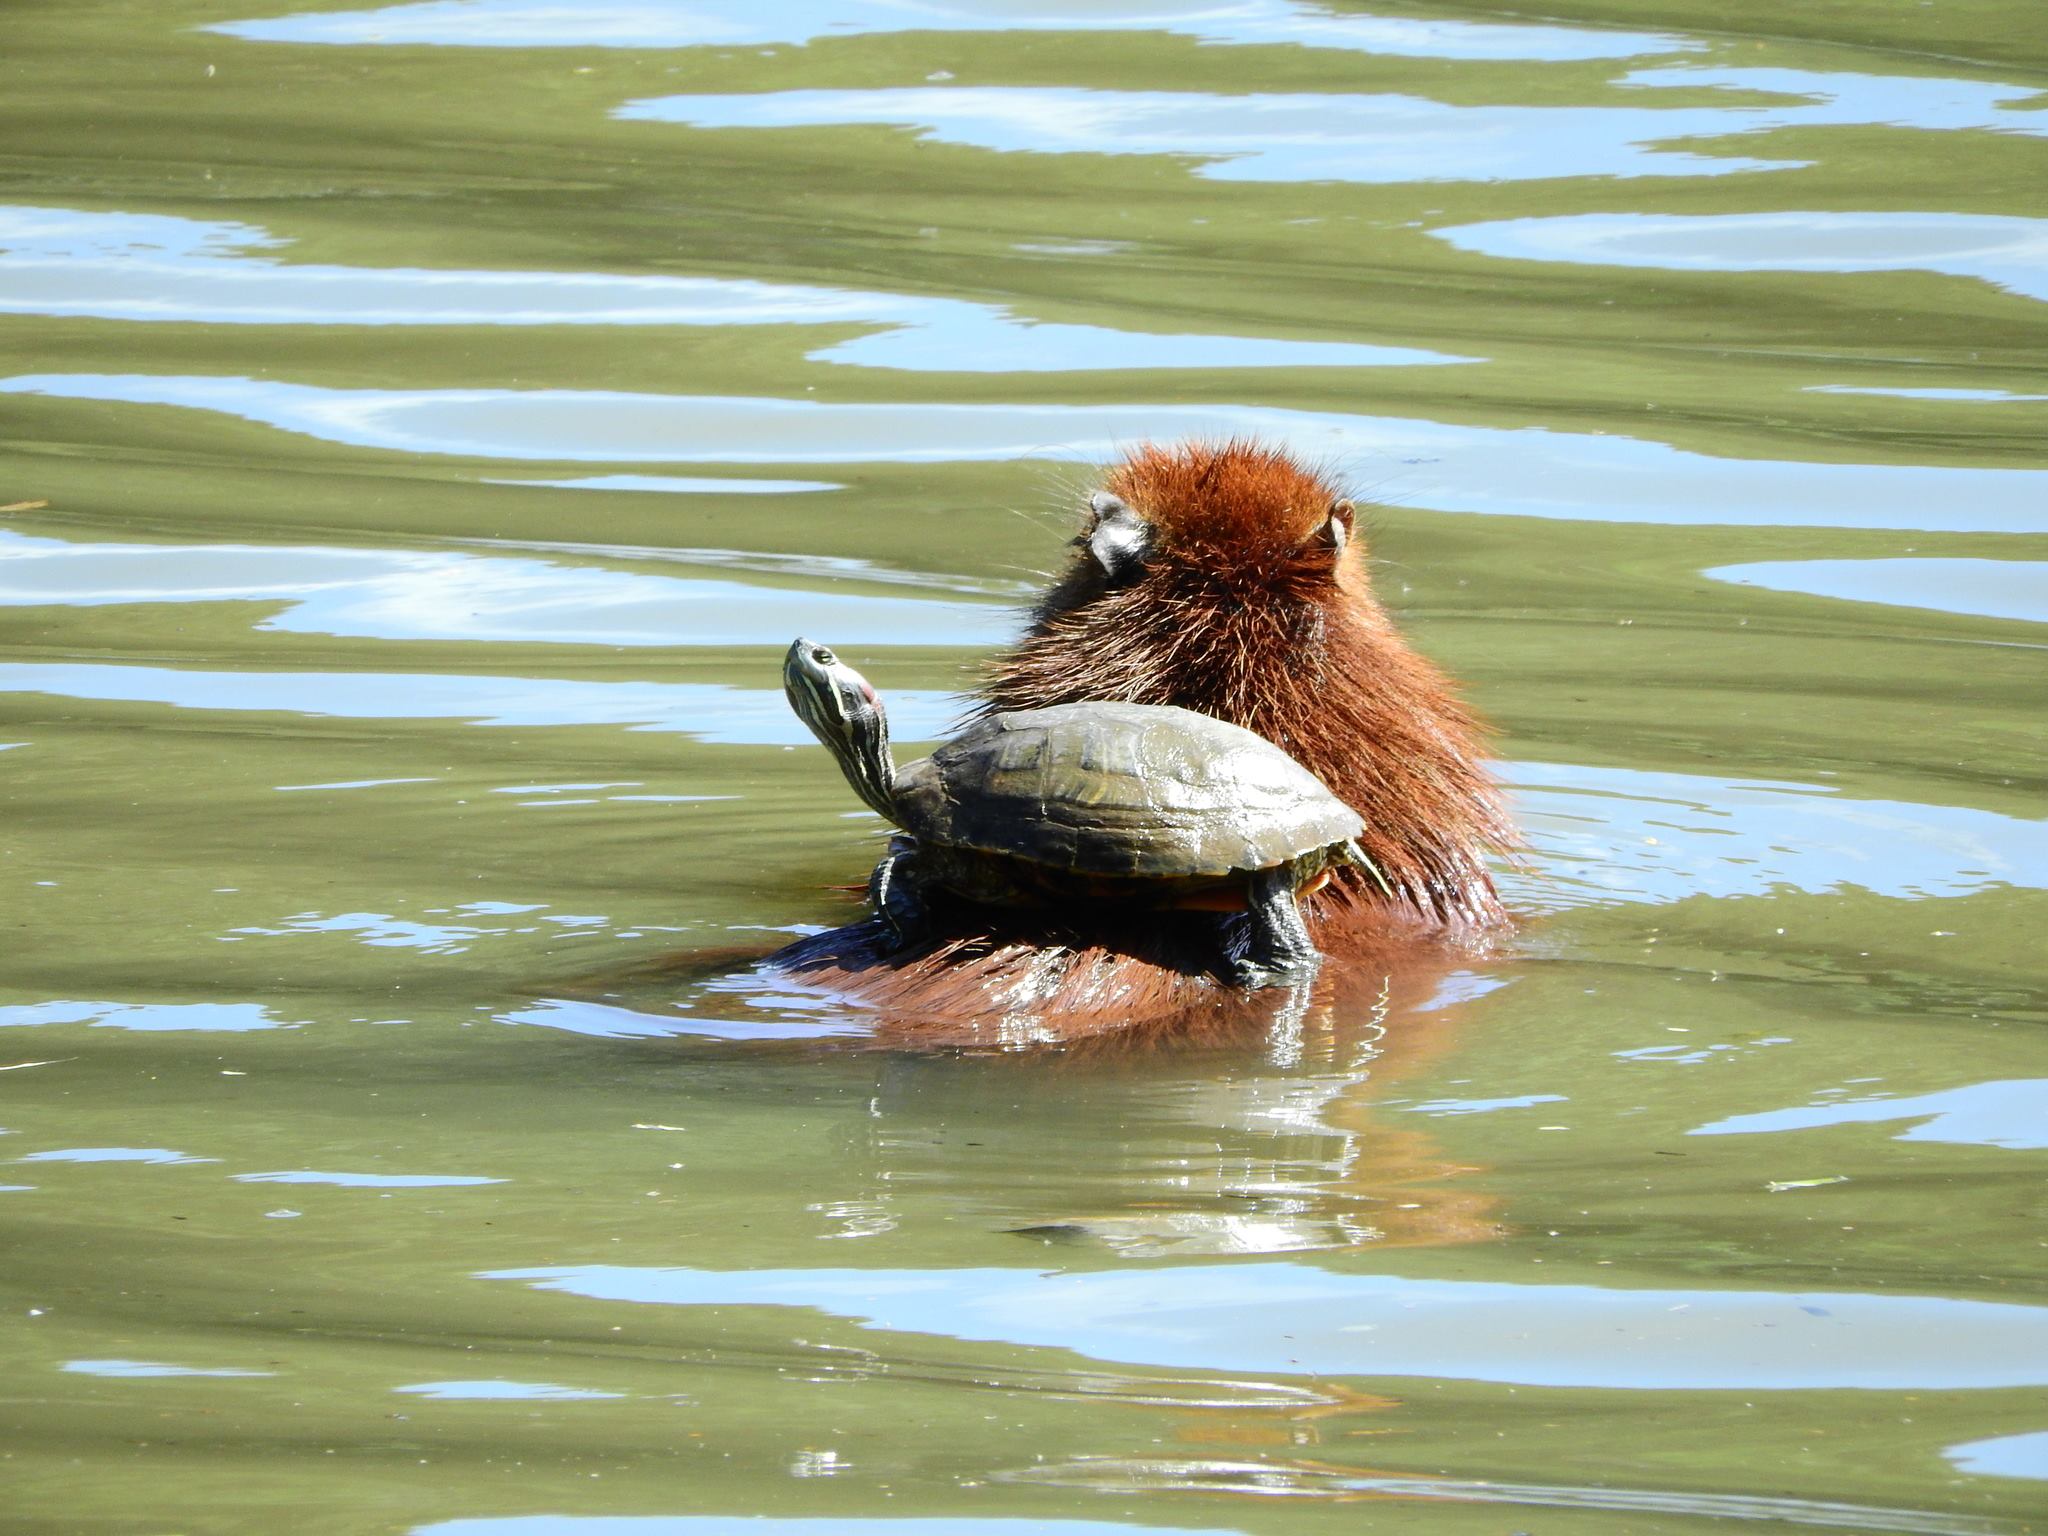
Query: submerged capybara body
771 439 1514 1032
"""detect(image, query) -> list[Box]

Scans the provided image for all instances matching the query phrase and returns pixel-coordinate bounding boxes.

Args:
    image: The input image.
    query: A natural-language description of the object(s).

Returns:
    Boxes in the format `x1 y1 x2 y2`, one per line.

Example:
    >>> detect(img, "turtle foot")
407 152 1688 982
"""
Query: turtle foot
868 849 931 954
1228 952 1324 991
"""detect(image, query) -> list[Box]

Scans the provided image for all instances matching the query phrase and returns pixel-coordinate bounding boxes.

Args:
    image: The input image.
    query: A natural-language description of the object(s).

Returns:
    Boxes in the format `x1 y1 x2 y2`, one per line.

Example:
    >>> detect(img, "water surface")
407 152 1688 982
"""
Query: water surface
1 2 2043 1534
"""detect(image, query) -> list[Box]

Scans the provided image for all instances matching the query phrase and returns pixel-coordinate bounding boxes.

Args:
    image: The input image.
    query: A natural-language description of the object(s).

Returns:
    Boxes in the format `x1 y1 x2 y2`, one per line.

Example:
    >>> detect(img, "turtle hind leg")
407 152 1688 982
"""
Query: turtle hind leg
868 846 929 951
1230 861 1323 989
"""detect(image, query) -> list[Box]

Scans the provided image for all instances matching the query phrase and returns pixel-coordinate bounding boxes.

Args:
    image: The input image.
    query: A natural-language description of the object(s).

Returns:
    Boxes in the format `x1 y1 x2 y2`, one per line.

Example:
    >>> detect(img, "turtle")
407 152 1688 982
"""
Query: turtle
781 637 1388 988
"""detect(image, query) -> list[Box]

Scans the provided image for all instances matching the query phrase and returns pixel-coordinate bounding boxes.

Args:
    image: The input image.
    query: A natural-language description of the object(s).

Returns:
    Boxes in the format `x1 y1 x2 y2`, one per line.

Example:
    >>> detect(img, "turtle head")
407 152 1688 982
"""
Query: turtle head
783 638 898 820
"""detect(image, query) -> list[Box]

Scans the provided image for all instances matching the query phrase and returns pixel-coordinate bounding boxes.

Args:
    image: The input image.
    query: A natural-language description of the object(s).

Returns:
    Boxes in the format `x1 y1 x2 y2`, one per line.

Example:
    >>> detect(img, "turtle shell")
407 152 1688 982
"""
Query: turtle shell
892 702 1362 879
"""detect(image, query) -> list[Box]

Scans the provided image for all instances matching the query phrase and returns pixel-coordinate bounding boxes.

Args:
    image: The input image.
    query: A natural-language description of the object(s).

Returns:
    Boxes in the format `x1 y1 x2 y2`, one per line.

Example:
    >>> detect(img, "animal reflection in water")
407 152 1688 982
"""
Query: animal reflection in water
568 942 1504 1252
768 438 1515 1037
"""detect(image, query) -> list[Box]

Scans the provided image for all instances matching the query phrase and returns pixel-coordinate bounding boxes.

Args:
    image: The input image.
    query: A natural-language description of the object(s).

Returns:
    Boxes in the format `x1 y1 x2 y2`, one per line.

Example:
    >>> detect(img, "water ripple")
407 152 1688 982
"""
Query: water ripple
0 206 1463 370
6 375 2041 531
623 67 2045 184
209 0 1692 62
482 1260 2048 1390
1433 211 2048 303
1691 1080 2048 1151
0 663 964 743
1003 1457 2012 1535
0 528 1009 648
1709 558 2048 624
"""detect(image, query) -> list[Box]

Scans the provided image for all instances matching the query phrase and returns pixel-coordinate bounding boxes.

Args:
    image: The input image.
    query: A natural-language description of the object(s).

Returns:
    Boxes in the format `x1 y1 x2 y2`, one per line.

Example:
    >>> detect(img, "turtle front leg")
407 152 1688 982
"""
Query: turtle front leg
1232 861 1322 989
868 845 930 950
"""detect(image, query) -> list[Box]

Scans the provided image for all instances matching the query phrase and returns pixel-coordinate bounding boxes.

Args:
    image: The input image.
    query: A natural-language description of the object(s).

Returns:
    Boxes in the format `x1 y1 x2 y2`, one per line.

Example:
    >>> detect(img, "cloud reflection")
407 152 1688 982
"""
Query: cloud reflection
482 1260 2048 1389
0 206 1461 371
210 0 1691 62
6 375 2043 532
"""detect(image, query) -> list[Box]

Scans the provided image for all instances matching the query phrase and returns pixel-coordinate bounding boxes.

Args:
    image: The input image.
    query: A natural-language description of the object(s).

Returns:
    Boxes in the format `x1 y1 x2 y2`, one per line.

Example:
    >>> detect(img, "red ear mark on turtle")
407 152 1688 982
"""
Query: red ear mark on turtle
1315 499 1355 562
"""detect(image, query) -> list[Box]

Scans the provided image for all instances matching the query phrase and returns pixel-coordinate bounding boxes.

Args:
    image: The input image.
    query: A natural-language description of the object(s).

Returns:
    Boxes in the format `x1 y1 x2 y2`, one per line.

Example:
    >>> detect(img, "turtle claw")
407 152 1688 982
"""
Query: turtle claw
1229 952 1324 992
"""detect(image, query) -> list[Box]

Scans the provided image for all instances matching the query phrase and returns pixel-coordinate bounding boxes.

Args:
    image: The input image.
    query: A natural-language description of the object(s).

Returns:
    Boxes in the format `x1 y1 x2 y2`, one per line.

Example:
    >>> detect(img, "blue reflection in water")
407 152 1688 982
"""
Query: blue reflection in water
0 656 2035 906
1432 211 2048 302
501 998 869 1042
1947 1430 2048 1481
1007 1458 2008 1534
1709 559 2048 624
622 67 2045 184
0 206 1462 371
6 375 2043 532
62 1359 274 1378
233 1170 507 1186
481 1260 2048 1389
0 664 964 743
1692 1081 2048 1151
17 1147 217 1164
1508 760 2048 907
1398 1093 1567 1117
209 0 1691 61
0 1000 286 1031
1808 387 2048 402
0 528 1011 648
416 1521 1228 1536
1621 62 2048 132
623 87 1791 182
492 475 841 493
395 1380 623 1400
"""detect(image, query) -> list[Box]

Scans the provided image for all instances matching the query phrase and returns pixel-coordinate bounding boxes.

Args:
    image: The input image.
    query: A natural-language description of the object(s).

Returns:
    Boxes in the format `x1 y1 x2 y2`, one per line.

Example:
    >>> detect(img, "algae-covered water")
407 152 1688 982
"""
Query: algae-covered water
2 2 2045 1532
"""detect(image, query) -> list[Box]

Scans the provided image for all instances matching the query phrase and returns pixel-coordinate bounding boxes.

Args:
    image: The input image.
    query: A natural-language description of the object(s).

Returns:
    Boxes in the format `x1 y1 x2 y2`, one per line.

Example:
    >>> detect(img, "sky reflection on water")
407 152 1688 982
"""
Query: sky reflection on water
1708 559 2048 624
0 206 1462 370
7 375 2041 531
622 64 2046 185
1 649 2035 905
1946 1430 2048 1482
395 1380 625 1401
0 529 1010 649
417 1521 1230 1536
209 0 1690 61
483 1260 2048 1390
1510 760 2048 907
1433 211 2048 303
0 1000 286 1032
0 664 964 743
1692 1080 2048 1151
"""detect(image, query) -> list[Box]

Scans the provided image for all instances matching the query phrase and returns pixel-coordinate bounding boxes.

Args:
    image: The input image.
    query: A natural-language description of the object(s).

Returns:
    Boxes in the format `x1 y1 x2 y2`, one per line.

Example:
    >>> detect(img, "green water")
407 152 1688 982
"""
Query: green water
2 2 2045 1532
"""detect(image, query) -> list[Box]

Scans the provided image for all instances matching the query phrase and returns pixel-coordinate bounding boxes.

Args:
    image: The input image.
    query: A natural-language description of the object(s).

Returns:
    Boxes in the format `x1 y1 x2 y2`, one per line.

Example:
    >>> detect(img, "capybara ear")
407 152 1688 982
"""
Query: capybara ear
1316 499 1355 559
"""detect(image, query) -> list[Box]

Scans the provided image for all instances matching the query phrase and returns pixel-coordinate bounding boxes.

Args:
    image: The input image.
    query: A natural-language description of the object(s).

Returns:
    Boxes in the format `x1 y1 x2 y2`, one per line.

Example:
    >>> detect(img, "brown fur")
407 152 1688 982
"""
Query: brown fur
771 438 1514 1030
988 438 1513 937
